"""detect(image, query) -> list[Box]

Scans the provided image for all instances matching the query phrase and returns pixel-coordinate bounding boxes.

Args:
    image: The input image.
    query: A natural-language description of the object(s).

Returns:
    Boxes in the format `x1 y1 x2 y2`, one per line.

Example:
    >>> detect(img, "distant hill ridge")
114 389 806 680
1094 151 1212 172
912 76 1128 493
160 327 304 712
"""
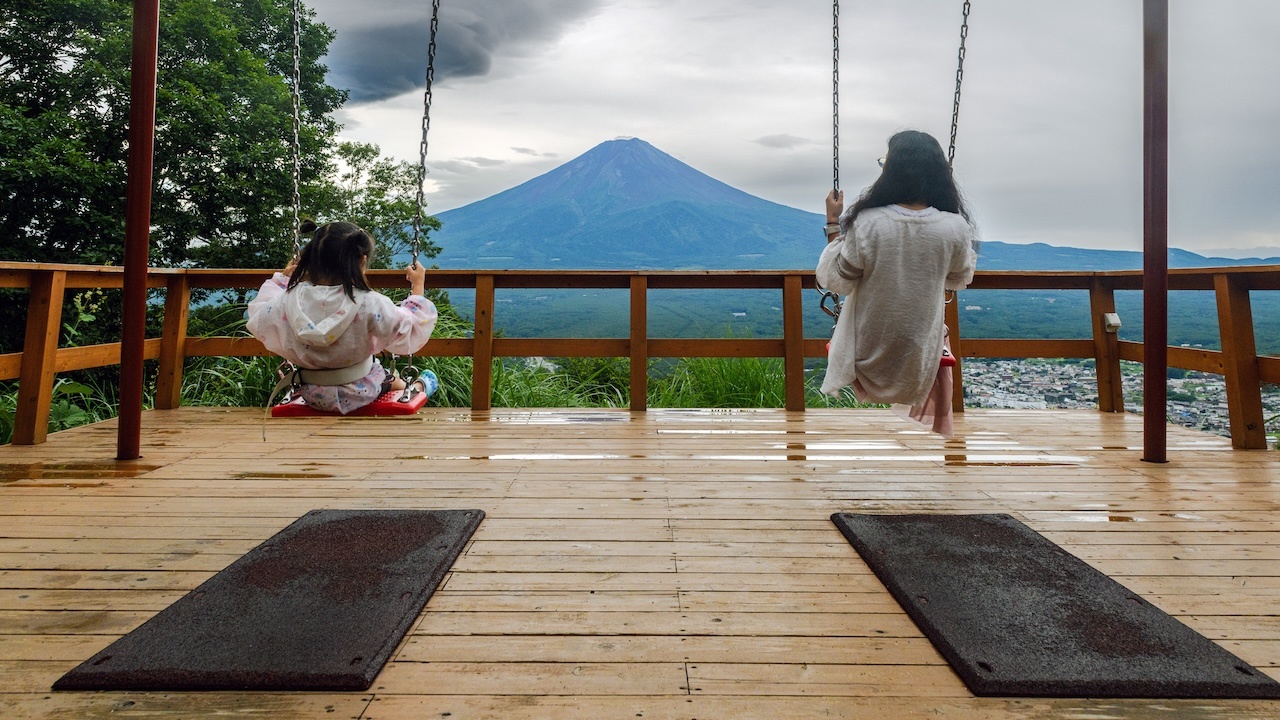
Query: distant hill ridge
976 241 1280 272
431 138 1280 271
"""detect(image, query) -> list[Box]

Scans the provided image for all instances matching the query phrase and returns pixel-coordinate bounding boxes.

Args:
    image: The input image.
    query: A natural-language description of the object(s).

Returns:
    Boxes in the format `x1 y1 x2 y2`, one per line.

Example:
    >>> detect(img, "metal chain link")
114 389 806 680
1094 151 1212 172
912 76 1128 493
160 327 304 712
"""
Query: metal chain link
395 0 444 390
290 0 303 253
412 0 442 267
818 0 844 324
947 0 971 168
831 0 840 193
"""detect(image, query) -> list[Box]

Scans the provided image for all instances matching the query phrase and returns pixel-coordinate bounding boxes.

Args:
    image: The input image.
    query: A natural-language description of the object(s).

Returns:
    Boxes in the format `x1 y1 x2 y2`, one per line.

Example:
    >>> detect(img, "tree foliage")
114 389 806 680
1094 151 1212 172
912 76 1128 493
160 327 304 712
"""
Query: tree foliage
309 141 441 268
2 0 346 269
1 0 446 354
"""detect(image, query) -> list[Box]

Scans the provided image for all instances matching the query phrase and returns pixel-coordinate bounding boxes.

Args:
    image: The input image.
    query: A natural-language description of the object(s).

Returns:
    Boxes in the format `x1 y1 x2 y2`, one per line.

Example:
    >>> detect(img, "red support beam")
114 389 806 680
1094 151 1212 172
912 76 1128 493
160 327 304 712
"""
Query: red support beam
117 0 161 460
1142 0 1169 463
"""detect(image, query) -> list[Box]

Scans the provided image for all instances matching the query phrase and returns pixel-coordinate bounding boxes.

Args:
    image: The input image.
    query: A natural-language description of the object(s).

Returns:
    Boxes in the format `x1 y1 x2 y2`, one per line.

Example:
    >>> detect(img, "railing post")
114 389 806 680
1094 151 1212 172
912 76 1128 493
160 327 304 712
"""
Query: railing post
1089 278 1125 412
783 275 806 411
14 270 67 445
1214 273 1266 449
472 274 495 412
155 274 191 410
629 275 648 412
946 296 964 413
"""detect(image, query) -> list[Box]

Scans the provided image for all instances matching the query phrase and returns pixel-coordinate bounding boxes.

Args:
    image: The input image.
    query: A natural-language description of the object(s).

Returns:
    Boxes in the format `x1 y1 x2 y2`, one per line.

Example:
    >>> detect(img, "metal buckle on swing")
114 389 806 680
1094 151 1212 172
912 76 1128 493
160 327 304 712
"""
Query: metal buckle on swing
819 290 842 320
263 361 302 441
268 361 303 407
377 351 414 403
397 365 421 403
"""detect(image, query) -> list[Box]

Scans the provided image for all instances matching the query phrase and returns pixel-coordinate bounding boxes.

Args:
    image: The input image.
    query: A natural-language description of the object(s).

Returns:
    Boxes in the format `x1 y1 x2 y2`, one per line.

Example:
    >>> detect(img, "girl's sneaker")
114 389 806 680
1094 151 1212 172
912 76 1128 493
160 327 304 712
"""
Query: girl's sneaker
417 369 440 397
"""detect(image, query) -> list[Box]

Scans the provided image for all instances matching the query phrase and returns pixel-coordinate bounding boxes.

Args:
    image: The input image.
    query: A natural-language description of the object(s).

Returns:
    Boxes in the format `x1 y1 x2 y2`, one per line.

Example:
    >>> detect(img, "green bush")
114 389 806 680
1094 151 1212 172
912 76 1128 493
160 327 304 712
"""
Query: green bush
1 298 882 446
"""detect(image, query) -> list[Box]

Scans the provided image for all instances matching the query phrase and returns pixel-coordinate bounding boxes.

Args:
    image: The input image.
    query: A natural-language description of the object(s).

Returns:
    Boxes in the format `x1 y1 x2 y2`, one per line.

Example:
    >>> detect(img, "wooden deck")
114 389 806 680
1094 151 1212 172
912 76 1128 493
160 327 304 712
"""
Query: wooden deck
1 407 1278 719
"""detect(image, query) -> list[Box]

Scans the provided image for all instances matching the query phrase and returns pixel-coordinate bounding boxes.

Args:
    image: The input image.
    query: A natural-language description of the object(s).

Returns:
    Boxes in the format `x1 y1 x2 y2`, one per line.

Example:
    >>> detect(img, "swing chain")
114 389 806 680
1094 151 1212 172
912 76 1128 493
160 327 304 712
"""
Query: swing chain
398 0 443 400
822 1 969 326
819 0 843 323
948 0 971 168
819 288 843 323
289 0 303 253
832 0 840 192
412 0 442 267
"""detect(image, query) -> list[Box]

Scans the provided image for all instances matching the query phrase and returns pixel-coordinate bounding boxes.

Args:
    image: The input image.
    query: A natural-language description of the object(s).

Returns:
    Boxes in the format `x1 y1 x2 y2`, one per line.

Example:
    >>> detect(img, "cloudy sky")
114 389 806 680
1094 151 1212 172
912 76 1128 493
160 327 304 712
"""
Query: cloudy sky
308 0 1280 256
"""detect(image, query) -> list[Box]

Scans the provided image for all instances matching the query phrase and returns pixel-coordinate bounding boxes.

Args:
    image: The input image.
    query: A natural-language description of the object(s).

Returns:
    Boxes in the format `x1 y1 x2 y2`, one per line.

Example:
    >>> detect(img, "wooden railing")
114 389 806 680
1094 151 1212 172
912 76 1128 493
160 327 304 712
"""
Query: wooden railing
3 262 1278 448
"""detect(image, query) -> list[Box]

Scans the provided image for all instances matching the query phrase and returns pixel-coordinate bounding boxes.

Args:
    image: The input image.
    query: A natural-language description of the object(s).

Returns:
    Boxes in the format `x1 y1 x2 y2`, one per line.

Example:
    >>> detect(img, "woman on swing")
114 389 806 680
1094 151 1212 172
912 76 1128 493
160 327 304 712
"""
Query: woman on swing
818 129 977 436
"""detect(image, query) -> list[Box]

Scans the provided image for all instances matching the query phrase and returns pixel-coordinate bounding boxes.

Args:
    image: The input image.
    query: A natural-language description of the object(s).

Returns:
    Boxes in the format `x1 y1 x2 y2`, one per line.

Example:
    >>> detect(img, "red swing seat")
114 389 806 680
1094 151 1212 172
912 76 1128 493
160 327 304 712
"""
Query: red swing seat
270 388 429 417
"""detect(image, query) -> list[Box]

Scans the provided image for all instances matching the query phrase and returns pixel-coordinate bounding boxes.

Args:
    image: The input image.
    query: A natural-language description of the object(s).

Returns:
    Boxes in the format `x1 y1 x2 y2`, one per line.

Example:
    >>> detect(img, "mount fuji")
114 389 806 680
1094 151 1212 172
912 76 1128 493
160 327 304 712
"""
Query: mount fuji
431 138 821 270
428 138 1279 272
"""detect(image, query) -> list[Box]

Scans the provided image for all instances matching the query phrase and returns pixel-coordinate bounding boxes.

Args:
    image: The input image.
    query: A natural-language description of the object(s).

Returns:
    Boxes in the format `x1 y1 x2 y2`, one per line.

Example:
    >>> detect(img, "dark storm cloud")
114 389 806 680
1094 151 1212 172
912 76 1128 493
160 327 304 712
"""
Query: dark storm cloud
315 0 605 104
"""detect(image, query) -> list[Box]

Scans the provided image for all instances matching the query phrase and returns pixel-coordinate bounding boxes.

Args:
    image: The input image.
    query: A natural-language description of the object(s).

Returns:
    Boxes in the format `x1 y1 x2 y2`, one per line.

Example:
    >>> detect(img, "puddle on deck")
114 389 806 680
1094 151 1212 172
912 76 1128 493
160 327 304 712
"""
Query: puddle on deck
407 451 1085 466
1047 513 1152 523
388 410 1090 466
1044 512 1211 523
658 429 789 435
232 471 338 479
0 461 162 482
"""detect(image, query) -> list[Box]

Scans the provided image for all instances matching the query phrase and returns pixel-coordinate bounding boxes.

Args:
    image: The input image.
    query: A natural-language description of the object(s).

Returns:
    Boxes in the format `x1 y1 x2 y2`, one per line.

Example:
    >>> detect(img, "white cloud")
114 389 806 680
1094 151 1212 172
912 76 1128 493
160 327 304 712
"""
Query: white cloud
314 0 1280 253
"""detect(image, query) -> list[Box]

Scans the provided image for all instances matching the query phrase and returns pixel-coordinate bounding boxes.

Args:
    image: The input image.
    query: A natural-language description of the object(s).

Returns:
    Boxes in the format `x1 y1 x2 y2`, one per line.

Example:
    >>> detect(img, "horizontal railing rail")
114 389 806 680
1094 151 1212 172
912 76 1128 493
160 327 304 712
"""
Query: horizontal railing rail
3 262 1277 448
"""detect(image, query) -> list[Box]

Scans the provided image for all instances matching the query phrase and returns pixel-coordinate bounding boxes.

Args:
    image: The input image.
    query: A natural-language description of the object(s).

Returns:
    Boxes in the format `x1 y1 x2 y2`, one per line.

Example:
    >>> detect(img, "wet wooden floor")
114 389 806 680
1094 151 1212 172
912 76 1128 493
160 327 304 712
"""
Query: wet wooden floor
1 407 1278 719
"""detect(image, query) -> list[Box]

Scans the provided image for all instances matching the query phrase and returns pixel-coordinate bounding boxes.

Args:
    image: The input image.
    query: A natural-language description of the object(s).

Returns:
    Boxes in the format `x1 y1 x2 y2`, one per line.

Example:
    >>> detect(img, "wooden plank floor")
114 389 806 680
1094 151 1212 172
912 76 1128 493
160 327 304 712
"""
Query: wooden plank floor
1 407 1278 719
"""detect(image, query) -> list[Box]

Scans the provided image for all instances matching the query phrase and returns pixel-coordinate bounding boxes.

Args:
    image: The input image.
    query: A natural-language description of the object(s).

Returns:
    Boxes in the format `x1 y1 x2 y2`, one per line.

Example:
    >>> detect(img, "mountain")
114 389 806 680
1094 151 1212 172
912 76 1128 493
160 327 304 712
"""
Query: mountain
1199 246 1280 260
432 138 820 269
418 140 1278 351
976 241 1280 271
428 137 1279 272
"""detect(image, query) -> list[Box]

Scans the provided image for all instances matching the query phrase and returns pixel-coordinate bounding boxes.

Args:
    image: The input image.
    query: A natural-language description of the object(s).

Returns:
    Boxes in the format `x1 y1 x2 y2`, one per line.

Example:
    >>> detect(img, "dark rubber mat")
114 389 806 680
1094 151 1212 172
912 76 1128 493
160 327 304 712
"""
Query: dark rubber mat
54 508 484 691
830 512 1280 698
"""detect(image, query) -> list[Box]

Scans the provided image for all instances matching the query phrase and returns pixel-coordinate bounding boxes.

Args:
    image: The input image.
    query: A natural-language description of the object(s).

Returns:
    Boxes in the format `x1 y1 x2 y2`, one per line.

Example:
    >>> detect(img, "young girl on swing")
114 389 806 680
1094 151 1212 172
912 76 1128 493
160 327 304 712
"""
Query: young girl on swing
817 130 977 436
247 220 438 415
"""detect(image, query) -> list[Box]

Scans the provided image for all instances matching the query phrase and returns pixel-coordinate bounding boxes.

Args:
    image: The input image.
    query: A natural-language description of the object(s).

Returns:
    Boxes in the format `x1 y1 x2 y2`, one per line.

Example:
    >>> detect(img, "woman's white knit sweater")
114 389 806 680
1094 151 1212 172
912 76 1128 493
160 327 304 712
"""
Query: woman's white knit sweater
816 204 976 404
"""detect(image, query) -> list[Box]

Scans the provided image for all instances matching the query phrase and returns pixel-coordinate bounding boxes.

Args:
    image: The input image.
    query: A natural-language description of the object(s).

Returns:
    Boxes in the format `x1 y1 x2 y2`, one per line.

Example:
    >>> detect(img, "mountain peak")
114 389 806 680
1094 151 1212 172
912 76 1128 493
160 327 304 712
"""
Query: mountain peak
433 138 818 269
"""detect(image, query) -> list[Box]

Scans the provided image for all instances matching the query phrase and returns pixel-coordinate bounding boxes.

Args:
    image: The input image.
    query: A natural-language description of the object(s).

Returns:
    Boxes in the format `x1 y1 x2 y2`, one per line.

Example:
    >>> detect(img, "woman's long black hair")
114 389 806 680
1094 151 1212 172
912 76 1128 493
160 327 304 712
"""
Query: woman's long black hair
287 220 375 300
842 130 972 232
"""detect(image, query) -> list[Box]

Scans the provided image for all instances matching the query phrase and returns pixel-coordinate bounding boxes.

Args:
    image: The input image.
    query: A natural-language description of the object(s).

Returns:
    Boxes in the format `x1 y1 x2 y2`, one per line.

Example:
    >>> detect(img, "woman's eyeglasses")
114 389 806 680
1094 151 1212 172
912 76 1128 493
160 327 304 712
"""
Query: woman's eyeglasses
877 157 886 168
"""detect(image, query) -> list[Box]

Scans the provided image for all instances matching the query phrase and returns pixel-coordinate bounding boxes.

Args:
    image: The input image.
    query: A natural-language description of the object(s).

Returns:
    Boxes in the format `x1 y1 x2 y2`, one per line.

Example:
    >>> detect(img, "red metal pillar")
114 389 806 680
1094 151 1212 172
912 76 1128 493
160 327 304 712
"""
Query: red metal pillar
1142 0 1169 463
117 0 161 461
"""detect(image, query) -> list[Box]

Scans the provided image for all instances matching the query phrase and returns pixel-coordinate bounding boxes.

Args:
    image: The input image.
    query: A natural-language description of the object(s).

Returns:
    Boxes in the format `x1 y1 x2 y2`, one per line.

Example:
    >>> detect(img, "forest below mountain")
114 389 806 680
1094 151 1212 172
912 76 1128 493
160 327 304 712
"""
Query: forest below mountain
439 285 1280 356
426 138 1279 354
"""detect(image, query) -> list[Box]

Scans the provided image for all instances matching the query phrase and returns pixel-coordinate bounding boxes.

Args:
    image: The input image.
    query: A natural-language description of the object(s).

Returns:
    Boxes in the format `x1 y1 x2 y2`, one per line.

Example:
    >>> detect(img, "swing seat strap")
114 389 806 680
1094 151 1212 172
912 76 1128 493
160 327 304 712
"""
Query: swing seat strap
296 356 375 386
266 356 376 410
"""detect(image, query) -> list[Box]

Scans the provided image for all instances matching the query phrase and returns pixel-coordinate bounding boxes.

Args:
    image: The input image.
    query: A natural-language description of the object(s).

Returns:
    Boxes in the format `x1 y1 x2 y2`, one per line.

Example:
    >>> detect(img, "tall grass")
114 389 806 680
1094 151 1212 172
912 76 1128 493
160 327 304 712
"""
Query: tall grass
0 378 119 445
647 356 871 409
0 295 872 445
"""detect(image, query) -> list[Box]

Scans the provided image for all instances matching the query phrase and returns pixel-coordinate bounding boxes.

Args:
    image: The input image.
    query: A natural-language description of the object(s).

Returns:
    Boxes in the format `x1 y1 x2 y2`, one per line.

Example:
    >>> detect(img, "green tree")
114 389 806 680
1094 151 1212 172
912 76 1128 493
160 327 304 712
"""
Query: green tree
307 141 441 267
1 0 344 351
1 0 127 266
2 0 344 269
